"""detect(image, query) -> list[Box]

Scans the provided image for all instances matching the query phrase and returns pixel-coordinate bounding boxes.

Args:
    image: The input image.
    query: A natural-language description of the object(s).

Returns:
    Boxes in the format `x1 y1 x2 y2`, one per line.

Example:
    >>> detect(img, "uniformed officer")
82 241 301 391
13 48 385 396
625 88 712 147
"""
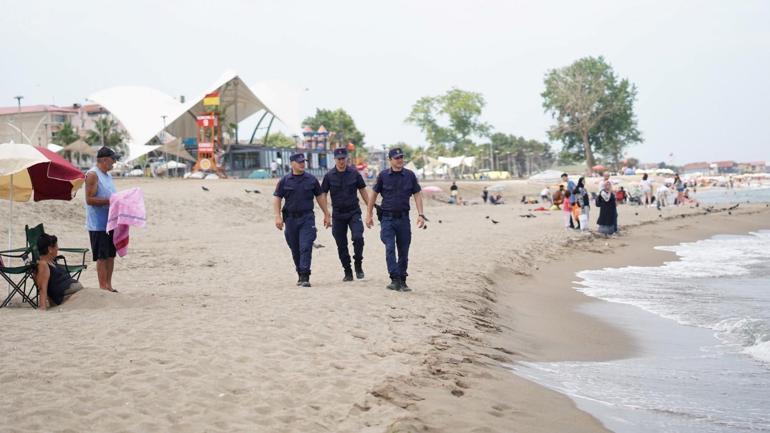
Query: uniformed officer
365 148 425 292
273 152 331 287
321 147 370 282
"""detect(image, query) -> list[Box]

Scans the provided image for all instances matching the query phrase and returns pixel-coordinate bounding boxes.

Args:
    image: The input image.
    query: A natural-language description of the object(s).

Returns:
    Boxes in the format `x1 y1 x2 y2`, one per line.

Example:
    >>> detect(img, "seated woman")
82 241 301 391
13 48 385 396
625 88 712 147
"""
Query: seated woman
34 233 84 310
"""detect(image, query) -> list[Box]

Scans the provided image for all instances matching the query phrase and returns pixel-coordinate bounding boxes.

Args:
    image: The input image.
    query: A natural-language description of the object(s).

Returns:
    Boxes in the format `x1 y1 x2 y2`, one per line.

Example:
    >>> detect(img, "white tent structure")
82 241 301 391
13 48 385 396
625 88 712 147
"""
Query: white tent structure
438 156 476 168
88 70 302 163
528 169 564 184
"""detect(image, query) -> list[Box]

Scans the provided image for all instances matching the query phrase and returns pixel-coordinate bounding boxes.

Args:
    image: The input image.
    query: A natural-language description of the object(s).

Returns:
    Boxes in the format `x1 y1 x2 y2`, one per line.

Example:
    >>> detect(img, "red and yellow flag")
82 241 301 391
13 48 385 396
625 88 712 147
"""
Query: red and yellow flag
203 91 220 106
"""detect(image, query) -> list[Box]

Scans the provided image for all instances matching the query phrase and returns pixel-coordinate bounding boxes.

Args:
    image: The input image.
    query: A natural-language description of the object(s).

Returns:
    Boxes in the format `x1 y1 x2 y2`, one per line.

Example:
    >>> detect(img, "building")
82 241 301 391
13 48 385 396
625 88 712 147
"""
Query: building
738 161 767 174
681 162 712 175
224 144 332 178
0 104 82 147
714 160 737 174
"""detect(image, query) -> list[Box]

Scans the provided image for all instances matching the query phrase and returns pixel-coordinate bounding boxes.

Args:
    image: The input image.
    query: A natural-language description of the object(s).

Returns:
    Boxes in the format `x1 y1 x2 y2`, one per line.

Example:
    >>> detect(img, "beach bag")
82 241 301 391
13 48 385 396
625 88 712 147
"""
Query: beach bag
579 213 588 230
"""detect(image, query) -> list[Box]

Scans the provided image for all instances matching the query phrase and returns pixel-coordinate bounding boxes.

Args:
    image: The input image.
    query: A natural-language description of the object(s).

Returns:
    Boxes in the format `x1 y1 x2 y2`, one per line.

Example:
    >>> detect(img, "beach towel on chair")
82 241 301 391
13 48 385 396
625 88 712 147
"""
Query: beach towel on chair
107 187 146 257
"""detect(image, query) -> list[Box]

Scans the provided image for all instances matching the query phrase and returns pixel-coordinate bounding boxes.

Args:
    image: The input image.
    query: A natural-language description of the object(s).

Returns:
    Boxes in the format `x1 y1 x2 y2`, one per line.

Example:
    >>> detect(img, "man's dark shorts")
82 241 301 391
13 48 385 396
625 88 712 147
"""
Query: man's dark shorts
89 230 116 261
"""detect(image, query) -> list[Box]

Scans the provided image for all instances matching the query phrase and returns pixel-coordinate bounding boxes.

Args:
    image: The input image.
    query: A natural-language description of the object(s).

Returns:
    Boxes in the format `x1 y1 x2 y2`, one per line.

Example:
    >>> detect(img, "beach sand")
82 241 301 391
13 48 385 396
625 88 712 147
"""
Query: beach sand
1 178 768 433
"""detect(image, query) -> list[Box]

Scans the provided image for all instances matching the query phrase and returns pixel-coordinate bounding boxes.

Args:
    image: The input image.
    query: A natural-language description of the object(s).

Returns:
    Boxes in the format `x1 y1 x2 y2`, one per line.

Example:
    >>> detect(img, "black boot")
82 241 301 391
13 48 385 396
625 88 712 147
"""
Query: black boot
400 276 411 292
299 272 311 287
354 262 365 279
386 277 402 291
296 272 302 286
343 269 354 282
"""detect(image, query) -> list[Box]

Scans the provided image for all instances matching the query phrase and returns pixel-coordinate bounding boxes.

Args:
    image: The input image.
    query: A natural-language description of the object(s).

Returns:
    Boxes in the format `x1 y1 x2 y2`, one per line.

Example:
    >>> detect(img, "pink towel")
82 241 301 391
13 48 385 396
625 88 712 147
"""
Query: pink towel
107 187 146 257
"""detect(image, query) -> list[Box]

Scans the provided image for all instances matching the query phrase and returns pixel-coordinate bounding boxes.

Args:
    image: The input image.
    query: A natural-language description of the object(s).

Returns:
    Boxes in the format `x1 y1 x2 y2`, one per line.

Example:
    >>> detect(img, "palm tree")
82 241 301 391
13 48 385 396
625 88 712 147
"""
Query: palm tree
53 120 79 145
86 116 127 155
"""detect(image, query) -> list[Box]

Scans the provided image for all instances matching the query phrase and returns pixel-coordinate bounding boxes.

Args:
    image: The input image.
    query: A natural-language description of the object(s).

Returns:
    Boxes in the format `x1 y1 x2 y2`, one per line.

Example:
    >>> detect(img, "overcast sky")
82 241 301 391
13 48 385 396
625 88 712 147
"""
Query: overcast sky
1 0 768 164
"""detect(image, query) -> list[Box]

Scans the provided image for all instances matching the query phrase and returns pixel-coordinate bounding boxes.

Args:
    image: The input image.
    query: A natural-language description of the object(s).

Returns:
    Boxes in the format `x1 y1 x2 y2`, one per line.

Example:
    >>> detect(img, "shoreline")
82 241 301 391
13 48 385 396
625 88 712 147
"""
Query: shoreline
481 205 770 432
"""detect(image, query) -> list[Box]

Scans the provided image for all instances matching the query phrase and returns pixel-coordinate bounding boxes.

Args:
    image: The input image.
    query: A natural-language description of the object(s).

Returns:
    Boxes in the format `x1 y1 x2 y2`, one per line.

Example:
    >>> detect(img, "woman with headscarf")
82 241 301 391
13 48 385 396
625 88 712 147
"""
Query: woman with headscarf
572 177 590 231
596 181 618 235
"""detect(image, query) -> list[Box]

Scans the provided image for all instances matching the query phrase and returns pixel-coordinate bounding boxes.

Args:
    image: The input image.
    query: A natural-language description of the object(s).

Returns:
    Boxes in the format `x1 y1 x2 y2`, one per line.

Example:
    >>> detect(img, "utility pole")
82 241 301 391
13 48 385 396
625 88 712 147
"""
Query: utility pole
161 115 169 177
14 96 23 143
489 140 494 171
233 80 239 144
98 115 105 147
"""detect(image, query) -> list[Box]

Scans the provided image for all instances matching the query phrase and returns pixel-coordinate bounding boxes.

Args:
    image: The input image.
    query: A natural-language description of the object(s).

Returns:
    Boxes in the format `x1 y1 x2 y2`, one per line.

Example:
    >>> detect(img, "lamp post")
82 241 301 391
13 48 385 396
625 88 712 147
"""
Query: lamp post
382 144 387 172
13 96 23 143
161 115 170 177
489 140 494 172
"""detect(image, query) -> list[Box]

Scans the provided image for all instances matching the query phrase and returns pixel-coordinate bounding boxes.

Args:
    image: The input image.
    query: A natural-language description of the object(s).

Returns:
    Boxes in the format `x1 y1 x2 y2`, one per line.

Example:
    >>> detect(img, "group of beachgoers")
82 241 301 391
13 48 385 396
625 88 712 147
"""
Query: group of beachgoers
639 173 698 209
540 172 620 235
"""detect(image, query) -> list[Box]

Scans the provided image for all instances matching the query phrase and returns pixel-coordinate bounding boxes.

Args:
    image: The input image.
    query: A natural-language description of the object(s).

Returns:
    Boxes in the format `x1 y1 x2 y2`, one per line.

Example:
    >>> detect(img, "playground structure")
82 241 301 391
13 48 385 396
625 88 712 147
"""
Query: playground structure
192 112 226 177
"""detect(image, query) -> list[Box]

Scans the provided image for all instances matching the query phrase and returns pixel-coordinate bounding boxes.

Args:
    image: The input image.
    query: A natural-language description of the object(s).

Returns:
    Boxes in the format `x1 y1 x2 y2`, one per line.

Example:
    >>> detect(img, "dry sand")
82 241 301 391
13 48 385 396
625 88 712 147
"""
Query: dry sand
1 177 768 433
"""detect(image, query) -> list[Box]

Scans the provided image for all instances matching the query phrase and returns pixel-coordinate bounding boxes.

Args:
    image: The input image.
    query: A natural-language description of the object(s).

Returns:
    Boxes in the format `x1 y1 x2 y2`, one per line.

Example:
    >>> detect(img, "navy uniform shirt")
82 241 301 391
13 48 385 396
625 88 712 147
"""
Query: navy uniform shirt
321 166 366 211
273 172 322 213
373 168 421 212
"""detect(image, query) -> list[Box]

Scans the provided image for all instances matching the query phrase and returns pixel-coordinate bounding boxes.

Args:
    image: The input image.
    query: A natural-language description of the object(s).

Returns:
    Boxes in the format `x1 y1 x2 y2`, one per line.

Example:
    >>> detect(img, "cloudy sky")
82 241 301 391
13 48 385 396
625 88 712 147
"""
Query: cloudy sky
1 0 768 164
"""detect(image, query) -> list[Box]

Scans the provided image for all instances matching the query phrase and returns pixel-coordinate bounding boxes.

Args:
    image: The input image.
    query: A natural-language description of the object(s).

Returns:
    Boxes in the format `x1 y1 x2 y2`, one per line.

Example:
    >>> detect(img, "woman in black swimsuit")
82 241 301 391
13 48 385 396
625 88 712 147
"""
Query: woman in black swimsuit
35 233 84 310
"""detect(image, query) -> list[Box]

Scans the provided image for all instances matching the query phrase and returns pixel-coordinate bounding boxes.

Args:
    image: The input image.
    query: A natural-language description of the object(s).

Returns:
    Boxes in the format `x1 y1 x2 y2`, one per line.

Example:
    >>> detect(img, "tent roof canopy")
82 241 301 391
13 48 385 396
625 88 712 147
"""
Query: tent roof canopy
88 70 302 163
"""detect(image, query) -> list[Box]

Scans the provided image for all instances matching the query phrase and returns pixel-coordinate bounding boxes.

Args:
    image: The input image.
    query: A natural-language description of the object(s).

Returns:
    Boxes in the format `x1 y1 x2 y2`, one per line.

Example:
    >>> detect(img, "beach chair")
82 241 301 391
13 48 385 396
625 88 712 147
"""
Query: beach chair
0 224 88 309
0 246 38 308
25 224 88 282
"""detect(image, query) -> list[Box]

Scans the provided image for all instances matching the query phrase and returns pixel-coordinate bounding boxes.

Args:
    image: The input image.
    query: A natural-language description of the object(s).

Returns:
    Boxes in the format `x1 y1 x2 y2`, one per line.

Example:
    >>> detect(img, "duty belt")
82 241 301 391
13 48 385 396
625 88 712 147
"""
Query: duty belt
381 210 407 219
283 210 313 218
333 205 360 214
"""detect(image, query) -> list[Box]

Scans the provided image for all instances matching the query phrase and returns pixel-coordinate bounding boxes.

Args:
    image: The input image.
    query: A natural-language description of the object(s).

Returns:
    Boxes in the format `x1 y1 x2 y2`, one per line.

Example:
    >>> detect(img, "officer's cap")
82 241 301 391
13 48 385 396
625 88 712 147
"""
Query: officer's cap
388 148 404 159
333 148 348 159
289 153 306 163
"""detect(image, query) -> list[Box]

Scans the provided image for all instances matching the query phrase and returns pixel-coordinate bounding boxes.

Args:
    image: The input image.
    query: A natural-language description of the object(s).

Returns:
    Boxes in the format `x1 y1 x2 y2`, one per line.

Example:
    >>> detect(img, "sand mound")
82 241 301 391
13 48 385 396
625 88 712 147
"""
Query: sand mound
54 287 156 310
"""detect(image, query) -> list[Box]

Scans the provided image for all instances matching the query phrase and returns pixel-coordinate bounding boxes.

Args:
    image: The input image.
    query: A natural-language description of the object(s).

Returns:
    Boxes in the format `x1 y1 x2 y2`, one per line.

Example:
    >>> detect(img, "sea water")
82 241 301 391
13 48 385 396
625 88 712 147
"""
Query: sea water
695 186 770 204
514 229 770 433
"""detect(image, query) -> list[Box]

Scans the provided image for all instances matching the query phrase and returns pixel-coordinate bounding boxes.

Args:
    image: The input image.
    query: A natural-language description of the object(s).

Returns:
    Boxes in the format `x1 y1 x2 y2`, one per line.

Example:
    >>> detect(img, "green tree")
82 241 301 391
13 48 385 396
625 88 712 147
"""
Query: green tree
405 88 490 156
542 56 641 170
265 131 296 148
86 116 127 155
486 133 553 177
53 120 79 145
303 108 365 148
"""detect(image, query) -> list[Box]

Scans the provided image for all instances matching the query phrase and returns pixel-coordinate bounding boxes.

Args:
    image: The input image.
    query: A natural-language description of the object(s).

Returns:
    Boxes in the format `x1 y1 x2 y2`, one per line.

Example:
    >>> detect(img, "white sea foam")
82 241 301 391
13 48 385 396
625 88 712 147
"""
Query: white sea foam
575 230 770 365
744 341 770 364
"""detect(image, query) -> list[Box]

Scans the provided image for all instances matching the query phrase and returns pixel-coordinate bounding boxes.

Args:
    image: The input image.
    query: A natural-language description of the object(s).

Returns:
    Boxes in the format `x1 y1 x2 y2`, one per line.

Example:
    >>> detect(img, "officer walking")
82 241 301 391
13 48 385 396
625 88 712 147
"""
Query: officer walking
273 152 330 287
321 147 370 281
365 148 425 292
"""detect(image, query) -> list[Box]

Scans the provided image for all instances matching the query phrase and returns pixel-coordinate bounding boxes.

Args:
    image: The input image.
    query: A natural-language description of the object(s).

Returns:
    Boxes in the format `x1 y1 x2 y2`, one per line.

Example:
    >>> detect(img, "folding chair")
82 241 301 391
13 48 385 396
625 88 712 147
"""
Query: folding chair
0 224 89 309
25 224 88 282
0 247 38 308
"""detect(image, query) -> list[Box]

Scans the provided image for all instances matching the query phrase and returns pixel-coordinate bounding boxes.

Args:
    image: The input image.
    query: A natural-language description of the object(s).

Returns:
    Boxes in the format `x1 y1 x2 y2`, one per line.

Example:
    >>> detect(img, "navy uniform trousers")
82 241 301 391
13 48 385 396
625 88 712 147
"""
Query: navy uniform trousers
379 214 411 279
284 212 317 274
331 211 364 270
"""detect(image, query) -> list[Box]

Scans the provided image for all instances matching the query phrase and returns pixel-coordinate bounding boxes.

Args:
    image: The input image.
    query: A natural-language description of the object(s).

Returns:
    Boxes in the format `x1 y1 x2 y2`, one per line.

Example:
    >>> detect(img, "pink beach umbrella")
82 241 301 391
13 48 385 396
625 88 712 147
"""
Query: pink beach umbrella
422 185 442 193
0 142 86 254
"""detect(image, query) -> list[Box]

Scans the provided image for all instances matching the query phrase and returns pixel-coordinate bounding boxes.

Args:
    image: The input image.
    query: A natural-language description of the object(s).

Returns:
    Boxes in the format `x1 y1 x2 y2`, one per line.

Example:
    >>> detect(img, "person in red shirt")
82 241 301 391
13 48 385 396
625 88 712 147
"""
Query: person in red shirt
615 186 627 204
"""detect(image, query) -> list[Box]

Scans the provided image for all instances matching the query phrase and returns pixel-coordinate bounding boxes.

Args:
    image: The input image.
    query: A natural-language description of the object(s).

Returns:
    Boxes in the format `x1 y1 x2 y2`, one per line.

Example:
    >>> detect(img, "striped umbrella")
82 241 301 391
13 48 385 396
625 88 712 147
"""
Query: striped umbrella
0 142 86 255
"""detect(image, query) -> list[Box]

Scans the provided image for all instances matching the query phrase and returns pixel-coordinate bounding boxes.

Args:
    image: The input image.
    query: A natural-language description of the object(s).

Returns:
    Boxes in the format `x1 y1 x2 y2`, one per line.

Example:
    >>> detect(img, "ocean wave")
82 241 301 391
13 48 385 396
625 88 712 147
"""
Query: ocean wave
744 341 770 364
575 230 770 366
